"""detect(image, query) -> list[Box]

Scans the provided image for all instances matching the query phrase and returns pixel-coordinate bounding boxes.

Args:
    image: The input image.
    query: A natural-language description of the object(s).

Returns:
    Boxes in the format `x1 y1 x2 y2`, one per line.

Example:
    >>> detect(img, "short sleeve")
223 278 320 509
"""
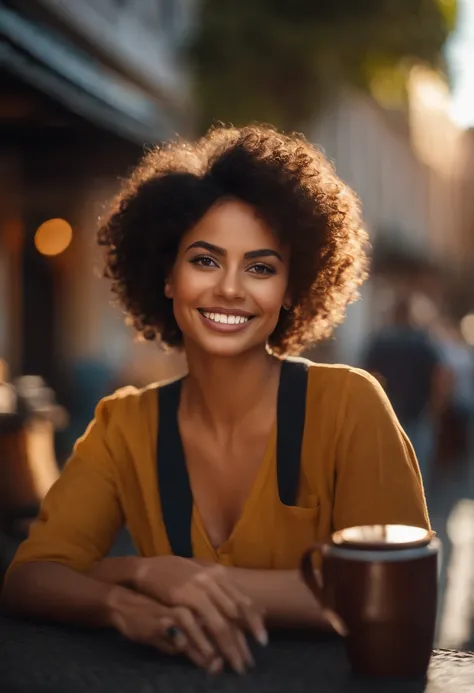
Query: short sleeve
332 368 430 532
7 397 125 575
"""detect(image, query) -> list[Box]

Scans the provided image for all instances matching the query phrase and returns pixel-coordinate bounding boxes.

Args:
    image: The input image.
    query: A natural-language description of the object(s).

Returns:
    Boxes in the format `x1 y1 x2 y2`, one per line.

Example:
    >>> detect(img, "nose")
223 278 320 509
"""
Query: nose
215 265 245 302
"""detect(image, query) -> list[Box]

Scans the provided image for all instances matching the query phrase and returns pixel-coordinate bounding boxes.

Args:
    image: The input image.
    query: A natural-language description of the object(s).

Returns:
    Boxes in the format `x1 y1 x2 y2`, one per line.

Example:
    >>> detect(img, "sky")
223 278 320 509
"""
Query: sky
448 0 474 127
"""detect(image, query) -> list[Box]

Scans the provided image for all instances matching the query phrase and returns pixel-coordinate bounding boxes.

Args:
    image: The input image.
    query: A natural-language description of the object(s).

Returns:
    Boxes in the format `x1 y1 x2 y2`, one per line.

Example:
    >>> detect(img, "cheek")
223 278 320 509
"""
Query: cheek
172 265 208 304
252 277 288 313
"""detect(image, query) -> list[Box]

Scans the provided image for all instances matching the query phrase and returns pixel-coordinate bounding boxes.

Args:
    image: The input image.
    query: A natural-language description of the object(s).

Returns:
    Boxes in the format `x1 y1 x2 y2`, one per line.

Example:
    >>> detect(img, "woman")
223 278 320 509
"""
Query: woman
1 125 429 675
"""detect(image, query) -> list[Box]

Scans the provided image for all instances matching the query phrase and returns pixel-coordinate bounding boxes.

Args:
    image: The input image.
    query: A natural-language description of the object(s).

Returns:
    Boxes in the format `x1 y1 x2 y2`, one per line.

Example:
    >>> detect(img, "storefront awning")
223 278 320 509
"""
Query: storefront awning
0 4 179 143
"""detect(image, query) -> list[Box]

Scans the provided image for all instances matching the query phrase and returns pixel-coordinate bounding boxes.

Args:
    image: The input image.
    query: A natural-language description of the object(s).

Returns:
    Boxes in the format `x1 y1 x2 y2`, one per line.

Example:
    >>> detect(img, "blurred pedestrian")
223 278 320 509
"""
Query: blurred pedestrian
362 295 449 489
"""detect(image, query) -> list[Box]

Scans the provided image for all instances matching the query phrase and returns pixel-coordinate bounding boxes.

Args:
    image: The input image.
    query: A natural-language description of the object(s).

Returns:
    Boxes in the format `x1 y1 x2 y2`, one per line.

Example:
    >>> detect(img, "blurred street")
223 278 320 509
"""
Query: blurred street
430 464 474 650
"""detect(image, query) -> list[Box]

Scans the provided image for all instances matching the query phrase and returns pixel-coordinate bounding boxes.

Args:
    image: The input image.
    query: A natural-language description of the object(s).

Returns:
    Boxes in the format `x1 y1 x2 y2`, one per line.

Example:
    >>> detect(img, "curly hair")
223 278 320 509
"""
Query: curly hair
97 124 369 356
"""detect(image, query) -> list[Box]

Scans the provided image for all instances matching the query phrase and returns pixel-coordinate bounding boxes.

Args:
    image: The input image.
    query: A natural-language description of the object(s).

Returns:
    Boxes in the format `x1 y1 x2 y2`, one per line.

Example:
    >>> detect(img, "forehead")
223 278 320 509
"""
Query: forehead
181 199 281 251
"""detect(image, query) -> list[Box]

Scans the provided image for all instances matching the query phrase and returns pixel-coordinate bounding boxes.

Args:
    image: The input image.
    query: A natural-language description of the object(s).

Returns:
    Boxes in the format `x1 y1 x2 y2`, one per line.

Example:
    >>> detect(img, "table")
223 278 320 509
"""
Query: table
0 615 473 693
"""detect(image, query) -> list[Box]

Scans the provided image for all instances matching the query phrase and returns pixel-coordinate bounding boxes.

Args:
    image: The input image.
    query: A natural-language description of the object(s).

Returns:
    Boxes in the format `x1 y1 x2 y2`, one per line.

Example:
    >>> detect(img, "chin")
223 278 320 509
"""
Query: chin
186 331 269 358
196 339 261 358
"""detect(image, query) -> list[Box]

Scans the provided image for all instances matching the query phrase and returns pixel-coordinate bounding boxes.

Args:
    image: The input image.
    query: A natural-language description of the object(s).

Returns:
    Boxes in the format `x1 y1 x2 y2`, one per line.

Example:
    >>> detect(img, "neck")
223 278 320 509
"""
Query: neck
181 343 282 432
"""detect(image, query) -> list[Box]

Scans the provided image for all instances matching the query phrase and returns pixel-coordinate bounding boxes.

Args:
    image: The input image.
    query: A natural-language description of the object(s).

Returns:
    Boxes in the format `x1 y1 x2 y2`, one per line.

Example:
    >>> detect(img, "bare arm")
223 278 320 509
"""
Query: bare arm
227 567 331 630
0 560 230 673
81 557 331 631
1 561 120 627
86 556 141 587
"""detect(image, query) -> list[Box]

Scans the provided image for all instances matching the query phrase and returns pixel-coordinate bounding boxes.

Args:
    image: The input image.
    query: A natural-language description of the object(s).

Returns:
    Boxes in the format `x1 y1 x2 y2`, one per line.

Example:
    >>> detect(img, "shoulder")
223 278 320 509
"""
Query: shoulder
301 361 401 450
303 358 380 391
301 359 388 413
73 377 185 458
90 376 183 429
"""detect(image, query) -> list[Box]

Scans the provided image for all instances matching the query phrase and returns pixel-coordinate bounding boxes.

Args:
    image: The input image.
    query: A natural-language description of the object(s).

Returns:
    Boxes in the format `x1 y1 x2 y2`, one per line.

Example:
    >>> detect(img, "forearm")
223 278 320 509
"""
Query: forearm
87 558 331 629
86 556 142 588
228 567 332 630
0 561 123 629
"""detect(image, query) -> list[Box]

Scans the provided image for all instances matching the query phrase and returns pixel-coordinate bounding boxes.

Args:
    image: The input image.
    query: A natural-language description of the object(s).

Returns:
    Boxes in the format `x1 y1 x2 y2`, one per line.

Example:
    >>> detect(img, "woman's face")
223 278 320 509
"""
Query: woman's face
166 199 290 358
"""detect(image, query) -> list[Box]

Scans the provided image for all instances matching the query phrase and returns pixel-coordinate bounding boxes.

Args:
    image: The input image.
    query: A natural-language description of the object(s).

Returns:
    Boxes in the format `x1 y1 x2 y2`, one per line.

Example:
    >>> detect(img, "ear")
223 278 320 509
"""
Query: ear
282 292 292 312
164 279 173 299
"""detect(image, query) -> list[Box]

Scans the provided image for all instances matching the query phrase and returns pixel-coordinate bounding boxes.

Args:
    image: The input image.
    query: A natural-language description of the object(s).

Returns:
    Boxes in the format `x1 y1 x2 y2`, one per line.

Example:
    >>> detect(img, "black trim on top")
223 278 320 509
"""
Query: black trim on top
157 378 193 558
157 360 309 556
276 359 309 506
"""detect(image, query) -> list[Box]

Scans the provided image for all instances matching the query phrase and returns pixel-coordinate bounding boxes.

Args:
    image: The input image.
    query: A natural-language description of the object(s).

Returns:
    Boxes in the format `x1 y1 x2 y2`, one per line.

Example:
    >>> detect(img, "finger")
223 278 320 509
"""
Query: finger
185 646 224 674
157 615 221 672
151 630 223 673
157 636 218 672
236 628 255 668
173 607 216 662
198 575 254 669
189 592 246 674
153 639 178 656
196 574 240 621
176 582 247 673
207 657 225 675
217 577 265 617
217 579 268 646
155 617 188 653
203 566 267 646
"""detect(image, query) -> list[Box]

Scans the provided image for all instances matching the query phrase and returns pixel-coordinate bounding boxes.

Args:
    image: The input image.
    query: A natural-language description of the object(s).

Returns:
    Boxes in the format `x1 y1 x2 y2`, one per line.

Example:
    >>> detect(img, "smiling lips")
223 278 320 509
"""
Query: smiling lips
198 308 255 332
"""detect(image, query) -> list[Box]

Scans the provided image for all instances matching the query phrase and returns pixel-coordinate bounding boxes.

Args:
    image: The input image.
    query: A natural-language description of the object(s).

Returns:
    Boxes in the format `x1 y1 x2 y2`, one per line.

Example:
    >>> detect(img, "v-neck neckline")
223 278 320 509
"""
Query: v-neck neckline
176 375 279 555
156 358 309 557
193 425 277 555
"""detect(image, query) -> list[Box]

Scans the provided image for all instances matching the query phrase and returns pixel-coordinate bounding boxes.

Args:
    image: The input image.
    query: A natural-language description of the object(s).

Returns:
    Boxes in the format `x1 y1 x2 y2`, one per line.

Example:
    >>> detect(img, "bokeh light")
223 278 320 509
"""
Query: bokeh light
460 313 474 345
34 218 73 257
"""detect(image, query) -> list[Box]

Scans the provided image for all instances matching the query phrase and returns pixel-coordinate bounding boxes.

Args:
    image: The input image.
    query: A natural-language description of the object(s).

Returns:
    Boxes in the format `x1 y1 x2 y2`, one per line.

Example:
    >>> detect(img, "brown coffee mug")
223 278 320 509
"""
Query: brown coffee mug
300 524 440 679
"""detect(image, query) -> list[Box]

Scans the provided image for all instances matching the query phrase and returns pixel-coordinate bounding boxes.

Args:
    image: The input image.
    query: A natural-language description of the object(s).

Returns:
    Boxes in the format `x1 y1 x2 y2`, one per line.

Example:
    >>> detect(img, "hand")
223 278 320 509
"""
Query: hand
133 556 267 673
107 585 224 673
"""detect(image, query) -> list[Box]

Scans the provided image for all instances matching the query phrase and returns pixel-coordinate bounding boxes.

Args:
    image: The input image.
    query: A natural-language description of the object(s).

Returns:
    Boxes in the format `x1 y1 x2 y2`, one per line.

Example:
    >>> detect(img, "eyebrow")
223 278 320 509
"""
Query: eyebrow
185 240 283 262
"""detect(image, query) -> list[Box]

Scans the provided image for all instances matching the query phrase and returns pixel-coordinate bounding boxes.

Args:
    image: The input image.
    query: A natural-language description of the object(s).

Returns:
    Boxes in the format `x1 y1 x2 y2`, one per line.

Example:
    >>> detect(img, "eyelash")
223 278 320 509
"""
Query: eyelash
190 255 276 275
190 255 217 268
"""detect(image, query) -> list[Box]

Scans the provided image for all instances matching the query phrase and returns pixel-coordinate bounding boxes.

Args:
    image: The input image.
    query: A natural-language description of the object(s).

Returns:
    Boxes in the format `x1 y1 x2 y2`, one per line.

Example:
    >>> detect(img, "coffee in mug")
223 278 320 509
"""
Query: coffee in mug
300 524 440 678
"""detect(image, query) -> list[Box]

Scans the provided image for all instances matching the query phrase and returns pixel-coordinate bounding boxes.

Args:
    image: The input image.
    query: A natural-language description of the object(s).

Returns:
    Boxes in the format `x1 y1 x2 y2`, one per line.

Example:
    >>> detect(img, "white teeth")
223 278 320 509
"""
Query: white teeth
202 311 250 325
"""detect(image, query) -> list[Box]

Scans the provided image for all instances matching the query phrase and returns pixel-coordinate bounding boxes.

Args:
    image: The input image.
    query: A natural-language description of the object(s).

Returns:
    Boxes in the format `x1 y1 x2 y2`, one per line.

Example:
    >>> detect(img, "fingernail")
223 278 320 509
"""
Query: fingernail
234 662 246 676
256 629 268 647
208 658 223 675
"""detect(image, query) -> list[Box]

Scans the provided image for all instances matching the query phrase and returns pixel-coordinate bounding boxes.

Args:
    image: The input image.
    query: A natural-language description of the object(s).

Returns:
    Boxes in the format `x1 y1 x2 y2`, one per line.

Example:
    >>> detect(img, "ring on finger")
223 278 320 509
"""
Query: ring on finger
165 625 184 643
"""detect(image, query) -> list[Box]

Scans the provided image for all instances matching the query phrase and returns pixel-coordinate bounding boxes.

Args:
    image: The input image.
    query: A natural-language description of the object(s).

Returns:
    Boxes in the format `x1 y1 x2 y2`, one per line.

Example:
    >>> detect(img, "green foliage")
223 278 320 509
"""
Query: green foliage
186 0 456 131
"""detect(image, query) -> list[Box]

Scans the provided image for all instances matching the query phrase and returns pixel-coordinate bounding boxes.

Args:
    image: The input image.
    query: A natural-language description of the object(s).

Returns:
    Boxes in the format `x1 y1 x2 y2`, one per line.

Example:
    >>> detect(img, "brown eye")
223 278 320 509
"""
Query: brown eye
190 255 218 268
248 263 275 275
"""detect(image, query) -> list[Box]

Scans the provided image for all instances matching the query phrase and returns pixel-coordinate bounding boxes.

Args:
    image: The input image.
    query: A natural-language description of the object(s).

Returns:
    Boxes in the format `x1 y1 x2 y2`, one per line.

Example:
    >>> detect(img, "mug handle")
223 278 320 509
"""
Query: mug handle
300 544 349 637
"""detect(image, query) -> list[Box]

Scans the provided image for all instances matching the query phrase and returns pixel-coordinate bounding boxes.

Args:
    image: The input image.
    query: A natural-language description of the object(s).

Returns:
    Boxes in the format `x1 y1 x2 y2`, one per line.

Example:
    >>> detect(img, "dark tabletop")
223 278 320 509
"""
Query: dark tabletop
0 615 473 693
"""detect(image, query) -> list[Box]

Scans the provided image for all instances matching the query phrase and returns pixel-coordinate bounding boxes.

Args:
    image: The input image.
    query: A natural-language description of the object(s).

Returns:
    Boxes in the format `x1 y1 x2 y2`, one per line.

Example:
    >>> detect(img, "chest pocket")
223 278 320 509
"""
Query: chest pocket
157 358 311 558
269 493 320 569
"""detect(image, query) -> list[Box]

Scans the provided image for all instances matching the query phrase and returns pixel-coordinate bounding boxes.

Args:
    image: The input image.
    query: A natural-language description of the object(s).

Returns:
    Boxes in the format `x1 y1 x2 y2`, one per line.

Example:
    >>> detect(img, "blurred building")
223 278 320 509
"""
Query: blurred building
2 2 473 411
457 127 474 287
310 68 468 364
0 0 192 413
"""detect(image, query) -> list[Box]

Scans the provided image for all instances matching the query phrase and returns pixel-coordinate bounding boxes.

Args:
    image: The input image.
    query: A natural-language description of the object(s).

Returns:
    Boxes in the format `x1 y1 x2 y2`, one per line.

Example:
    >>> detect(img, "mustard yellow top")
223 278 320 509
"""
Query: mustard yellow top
8 362 430 575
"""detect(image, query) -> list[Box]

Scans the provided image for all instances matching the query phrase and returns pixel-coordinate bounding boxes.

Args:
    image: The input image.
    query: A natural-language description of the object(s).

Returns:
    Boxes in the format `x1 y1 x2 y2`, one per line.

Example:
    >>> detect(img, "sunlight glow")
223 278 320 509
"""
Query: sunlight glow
34 218 73 257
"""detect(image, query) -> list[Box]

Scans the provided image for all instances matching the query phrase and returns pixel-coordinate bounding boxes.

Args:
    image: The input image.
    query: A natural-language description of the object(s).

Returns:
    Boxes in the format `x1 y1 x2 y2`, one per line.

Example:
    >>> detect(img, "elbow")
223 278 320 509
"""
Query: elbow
0 562 56 616
0 563 34 614
0 565 24 614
